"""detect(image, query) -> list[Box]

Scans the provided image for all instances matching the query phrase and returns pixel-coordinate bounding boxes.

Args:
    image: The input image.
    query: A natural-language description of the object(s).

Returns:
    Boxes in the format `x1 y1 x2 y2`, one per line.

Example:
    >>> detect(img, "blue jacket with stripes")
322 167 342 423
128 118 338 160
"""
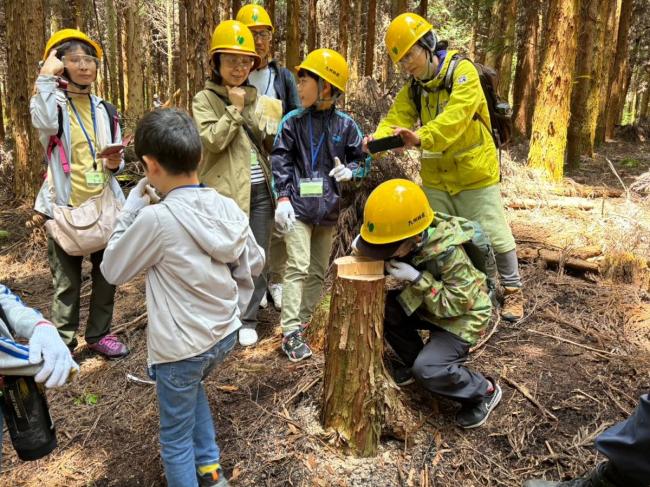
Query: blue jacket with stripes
272 106 370 226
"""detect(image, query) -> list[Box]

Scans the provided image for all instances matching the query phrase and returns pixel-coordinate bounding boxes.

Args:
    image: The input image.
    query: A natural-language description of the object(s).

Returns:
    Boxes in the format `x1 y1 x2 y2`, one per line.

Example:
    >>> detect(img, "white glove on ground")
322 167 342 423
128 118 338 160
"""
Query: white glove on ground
29 323 79 388
275 199 296 234
385 259 422 283
124 177 158 213
328 157 353 182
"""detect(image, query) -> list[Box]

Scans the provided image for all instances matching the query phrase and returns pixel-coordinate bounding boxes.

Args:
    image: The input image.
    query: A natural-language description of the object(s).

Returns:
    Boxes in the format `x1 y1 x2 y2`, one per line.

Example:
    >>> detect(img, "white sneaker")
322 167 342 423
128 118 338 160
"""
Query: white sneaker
268 283 282 310
238 328 258 347
259 293 268 309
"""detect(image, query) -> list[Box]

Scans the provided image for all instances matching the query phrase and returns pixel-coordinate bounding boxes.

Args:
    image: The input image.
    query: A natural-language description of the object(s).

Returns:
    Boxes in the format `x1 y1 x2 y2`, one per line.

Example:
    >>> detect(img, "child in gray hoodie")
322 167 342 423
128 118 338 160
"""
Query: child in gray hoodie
101 109 264 487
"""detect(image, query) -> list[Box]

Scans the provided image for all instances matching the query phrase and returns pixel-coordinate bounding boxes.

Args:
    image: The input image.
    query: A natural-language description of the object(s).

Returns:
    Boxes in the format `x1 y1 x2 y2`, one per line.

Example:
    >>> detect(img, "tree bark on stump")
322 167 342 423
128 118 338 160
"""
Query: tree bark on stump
321 257 410 457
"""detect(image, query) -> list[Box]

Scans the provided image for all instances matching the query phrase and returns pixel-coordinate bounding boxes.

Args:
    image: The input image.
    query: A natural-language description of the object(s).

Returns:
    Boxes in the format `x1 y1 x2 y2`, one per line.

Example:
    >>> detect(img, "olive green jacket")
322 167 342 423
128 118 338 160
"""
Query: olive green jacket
192 80 273 215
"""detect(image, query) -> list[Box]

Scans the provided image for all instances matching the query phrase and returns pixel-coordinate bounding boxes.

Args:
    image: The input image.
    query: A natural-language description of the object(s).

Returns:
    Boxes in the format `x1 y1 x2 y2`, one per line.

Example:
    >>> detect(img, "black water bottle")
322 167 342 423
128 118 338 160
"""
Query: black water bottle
0 375 57 461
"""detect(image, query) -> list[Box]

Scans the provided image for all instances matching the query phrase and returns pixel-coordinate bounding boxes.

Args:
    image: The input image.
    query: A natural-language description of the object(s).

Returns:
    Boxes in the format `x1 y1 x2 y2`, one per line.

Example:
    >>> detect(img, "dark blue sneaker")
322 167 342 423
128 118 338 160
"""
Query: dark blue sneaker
456 380 502 428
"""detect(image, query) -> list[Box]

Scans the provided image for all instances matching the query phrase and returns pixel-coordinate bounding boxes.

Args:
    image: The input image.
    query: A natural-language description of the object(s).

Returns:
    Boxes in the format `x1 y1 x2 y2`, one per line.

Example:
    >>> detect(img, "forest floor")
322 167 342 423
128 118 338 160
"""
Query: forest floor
1 136 649 487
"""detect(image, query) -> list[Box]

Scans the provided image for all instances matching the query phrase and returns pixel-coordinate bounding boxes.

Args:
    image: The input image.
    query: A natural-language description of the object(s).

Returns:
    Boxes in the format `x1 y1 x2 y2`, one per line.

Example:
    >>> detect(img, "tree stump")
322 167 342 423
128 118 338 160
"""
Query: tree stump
320 256 411 457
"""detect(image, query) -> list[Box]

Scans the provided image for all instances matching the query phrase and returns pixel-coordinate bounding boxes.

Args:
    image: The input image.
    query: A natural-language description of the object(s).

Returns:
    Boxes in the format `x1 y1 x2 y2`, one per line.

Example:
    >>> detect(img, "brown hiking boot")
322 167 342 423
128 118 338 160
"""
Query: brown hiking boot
501 287 524 322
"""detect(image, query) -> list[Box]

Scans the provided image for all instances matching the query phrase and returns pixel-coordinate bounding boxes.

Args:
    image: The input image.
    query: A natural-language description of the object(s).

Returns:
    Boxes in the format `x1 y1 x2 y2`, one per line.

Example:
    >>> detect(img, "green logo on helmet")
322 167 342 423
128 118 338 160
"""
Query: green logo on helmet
368 222 375 233
252 13 259 21
392 46 399 55
237 35 245 45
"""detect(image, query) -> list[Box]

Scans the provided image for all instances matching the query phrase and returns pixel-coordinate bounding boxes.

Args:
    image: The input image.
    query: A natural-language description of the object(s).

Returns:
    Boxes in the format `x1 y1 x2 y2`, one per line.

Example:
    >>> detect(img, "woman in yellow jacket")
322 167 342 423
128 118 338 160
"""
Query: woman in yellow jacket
365 13 523 321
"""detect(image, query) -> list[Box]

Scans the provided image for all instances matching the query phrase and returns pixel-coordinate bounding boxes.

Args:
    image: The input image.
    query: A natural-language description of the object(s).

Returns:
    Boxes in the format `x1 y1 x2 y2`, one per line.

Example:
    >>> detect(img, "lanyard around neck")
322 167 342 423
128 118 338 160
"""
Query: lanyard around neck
308 113 325 174
67 95 98 169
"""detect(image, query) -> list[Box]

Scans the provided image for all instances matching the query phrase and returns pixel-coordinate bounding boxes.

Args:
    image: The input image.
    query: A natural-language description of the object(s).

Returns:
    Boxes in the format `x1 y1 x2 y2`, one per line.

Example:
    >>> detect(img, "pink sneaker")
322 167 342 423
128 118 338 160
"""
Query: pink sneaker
88 334 129 359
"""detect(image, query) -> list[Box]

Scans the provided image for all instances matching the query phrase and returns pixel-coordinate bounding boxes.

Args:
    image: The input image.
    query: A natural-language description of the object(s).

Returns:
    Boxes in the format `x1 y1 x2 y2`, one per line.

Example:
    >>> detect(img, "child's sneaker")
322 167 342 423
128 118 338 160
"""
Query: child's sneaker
456 379 502 429
197 464 229 487
87 334 129 359
282 330 312 362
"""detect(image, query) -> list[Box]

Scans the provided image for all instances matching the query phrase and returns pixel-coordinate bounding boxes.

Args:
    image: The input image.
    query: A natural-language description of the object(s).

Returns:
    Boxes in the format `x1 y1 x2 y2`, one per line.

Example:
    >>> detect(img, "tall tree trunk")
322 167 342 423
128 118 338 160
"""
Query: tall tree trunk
566 0 602 168
418 0 428 17
166 0 174 100
265 0 276 28
586 0 610 152
185 0 218 105
595 0 618 145
6 0 47 200
604 0 633 140
51 2 75 30
512 0 540 137
527 0 580 182
105 0 119 107
468 0 479 59
307 0 318 53
497 0 517 98
117 1 126 113
364 0 377 77
232 0 242 18
286 0 301 77
177 0 189 110
125 0 145 121
483 0 505 68
338 0 349 59
0 80 5 142
349 0 364 82
638 70 650 124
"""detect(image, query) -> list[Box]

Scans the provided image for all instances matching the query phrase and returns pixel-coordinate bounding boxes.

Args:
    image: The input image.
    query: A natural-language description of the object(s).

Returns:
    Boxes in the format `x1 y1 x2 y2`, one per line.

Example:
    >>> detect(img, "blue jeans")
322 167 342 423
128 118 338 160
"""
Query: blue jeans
154 332 237 487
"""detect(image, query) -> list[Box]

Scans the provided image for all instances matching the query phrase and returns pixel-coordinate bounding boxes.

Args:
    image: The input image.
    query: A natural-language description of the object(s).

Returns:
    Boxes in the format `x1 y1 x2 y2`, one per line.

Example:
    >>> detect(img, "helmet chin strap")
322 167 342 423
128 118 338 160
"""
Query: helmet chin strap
62 69 91 92
415 49 437 81
315 78 339 109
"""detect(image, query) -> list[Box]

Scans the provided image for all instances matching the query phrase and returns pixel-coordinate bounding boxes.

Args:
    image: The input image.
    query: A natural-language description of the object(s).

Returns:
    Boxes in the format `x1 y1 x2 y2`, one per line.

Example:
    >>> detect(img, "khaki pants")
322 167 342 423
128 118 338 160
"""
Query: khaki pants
280 221 334 335
422 184 516 254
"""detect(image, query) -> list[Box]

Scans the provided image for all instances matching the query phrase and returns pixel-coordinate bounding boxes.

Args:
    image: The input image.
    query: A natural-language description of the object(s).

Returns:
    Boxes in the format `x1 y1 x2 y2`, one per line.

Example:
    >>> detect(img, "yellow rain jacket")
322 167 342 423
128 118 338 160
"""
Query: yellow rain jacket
373 50 499 195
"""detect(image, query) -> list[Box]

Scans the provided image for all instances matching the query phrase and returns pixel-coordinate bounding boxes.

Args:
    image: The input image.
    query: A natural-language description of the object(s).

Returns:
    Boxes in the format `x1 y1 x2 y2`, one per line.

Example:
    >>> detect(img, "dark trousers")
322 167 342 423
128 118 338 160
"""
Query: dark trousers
47 238 115 345
384 291 490 404
595 393 650 486
241 183 274 330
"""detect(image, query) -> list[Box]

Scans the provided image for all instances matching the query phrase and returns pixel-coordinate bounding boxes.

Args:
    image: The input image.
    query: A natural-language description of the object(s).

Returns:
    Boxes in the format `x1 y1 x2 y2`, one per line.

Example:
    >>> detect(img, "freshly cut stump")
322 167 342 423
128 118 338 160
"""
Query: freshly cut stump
321 256 410 457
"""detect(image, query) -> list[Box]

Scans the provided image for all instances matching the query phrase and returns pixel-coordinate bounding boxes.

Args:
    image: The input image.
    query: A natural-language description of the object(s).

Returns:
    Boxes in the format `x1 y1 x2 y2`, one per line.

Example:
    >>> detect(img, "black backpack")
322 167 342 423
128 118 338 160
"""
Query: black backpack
411 54 513 149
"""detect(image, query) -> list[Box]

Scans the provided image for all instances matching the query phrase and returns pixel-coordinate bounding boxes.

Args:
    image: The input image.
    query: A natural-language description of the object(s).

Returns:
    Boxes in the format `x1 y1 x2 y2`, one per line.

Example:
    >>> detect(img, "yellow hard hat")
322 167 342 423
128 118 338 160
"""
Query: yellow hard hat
385 13 433 64
361 179 434 244
236 4 274 32
295 48 349 93
209 20 261 68
43 29 103 61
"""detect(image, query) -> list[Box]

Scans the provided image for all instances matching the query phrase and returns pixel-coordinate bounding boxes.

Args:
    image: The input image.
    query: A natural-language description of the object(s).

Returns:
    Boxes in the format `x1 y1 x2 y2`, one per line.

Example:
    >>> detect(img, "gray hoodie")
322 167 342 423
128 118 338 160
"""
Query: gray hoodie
100 186 265 364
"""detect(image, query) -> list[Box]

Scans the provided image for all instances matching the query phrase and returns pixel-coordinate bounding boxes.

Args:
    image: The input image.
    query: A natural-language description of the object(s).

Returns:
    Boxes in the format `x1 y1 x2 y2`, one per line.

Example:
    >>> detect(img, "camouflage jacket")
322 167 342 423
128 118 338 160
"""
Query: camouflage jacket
397 213 492 345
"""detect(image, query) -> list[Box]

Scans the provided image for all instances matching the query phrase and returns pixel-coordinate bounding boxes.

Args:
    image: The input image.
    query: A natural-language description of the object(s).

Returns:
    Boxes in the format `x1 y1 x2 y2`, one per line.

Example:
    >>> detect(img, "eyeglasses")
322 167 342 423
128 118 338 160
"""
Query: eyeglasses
221 54 254 69
62 54 100 68
252 30 272 40
398 45 424 66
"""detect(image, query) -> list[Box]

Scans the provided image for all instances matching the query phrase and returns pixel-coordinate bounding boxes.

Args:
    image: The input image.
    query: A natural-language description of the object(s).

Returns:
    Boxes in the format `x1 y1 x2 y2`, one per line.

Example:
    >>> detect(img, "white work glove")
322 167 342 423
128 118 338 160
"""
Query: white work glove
29 323 79 388
351 234 361 255
275 199 296 234
328 157 353 182
385 259 422 283
123 177 159 213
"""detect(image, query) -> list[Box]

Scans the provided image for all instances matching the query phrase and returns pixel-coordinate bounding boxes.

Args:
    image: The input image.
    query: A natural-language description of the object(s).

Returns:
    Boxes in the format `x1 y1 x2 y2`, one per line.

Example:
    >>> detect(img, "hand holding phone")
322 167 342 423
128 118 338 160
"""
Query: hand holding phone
367 135 406 154
97 134 132 158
